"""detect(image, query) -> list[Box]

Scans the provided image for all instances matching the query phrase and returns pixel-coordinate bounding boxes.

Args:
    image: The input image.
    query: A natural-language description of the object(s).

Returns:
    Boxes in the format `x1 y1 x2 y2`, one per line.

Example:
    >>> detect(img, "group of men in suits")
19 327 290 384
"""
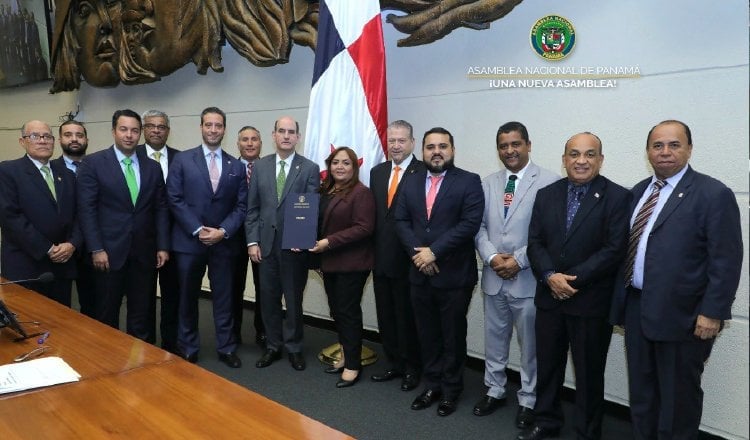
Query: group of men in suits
1 114 741 438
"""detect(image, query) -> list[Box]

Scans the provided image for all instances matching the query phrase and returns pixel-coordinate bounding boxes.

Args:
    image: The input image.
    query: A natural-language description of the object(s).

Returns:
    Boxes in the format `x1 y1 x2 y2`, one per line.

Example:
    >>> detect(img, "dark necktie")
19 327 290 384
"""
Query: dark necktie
566 186 584 231
503 174 517 218
624 180 666 285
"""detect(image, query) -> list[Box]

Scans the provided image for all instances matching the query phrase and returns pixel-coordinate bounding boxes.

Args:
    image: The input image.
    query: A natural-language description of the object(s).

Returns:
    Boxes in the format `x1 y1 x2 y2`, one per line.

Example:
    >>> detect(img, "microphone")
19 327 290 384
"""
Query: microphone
0 272 55 286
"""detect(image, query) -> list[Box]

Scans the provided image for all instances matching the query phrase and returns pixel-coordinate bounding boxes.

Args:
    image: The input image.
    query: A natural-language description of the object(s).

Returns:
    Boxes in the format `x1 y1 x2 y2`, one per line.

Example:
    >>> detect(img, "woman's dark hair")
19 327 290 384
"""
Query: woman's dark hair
319 146 360 195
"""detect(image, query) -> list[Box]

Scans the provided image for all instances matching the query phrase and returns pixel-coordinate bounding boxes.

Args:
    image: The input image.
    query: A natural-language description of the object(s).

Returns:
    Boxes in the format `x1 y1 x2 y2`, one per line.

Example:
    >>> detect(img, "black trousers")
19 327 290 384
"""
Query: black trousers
625 290 714 440
323 271 370 370
74 256 97 317
372 274 421 374
94 256 156 343
410 284 473 400
534 307 612 440
231 252 263 339
149 257 180 352
31 277 73 308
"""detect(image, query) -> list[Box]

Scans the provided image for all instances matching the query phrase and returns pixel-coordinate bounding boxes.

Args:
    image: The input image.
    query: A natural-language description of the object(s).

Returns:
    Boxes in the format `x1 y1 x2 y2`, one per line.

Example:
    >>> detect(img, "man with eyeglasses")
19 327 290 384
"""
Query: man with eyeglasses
77 109 170 343
523 132 630 440
51 119 96 317
245 116 319 371
136 110 182 354
0 120 81 306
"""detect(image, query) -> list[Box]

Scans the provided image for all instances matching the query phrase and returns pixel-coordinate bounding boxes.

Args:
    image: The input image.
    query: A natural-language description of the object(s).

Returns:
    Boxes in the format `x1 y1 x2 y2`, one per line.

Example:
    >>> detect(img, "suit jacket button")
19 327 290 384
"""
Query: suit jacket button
425 227 430 232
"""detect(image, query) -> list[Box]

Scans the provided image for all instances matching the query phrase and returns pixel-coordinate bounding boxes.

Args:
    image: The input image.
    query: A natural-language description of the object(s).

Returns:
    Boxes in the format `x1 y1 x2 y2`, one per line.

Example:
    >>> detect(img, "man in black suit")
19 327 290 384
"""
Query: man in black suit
77 109 170 343
611 120 743 439
524 132 630 440
394 127 484 417
232 125 265 347
51 119 95 316
0 120 81 306
136 109 182 353
369 120 424 391
167 107 247 368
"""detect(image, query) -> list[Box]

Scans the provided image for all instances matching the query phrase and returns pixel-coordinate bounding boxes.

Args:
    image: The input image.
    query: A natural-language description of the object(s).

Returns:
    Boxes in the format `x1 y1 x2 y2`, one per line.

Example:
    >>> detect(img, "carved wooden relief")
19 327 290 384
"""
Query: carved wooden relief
49 0 522 93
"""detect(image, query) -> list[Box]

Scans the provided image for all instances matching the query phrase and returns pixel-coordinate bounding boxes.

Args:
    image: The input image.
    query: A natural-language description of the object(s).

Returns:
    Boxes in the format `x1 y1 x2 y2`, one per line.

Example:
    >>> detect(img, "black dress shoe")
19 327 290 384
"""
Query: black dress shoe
255 349 281 368
183 352 198 363
410 389 442 410
371 369 402 382
473 395 507 416
516 425 560 440
400 373 420 391
288 352 306 370
218 352 242 368
336 371 361 388
437 398 458 417
516 406 535 429
324 365 344 374
255 333 267 348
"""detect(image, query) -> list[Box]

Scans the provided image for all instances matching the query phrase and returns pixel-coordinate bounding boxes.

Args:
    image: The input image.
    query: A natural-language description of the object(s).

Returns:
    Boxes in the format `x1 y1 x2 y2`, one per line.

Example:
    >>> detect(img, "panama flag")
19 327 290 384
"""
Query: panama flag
304 0 388 186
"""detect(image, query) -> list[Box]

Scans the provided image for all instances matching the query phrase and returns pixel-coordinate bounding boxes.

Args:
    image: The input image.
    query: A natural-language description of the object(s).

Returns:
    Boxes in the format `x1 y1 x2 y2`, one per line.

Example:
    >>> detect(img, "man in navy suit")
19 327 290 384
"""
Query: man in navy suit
52 120 96 316
0 120 81 306
136 109 182 353
524 132 630 440
245 116 320 371
77 110 170 342
611 120 742 440
394 127 484 417
167 107 247 368
369 120 424 391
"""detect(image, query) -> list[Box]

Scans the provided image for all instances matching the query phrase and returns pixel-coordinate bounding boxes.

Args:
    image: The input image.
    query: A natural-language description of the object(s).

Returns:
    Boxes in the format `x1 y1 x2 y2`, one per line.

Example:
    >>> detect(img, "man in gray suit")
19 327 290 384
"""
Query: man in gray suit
473 122 558 427
245 116 320 371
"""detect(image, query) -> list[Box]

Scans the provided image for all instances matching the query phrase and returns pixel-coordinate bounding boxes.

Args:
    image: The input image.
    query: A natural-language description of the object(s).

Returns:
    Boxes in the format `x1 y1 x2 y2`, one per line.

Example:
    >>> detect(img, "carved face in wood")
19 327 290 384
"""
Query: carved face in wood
70 0 120 86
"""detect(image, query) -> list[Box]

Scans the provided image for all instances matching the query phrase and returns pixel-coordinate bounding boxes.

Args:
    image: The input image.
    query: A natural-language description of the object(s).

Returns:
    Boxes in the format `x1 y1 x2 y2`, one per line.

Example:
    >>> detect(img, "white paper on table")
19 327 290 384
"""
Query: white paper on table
0 356 81 394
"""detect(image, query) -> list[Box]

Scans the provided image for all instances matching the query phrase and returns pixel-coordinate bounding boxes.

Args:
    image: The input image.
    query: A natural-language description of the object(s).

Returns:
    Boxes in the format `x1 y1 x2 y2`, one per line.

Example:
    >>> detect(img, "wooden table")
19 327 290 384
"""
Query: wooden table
0 283 353 439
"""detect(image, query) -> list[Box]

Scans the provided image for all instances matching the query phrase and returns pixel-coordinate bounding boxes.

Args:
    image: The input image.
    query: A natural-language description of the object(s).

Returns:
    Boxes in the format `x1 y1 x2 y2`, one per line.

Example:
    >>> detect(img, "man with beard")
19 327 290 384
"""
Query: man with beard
52 120 96 316
0 120 81 306
167 107 247 368
394 127 484 416
137 110 182 353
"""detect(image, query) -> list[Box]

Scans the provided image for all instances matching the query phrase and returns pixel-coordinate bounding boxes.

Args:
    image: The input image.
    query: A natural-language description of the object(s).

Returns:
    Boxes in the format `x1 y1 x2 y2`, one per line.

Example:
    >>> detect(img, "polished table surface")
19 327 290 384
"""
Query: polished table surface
0 283 353 439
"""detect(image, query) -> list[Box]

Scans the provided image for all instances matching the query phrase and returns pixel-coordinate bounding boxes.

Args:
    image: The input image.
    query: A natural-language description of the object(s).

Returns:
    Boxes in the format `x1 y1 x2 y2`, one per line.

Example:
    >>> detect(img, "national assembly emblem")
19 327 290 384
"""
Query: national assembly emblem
531 15 576 61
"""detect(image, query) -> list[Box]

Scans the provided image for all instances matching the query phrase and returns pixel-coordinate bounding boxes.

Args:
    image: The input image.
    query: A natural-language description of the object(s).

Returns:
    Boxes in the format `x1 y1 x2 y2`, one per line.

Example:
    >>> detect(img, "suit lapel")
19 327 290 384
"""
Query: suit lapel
566 176 605 241
104 147 136 207
651 167 694 232
215 150 233 194
192 147 214 194
24 157 57 205
429 169 453 221
279 155 301 205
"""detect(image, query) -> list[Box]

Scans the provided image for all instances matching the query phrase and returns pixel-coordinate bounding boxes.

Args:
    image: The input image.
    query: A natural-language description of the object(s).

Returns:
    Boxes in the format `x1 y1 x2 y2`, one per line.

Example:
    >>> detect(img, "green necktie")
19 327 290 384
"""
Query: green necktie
122 157 139 205
41 165 56 201
276 160 286 201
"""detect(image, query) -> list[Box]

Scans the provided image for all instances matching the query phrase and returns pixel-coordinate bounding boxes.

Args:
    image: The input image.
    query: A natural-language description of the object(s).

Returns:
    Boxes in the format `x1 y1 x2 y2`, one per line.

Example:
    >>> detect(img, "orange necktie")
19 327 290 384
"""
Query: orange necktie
387 166 401 208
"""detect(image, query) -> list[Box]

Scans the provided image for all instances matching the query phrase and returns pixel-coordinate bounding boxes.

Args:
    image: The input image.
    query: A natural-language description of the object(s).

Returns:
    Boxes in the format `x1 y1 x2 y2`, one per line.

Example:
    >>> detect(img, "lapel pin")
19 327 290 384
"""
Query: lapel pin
594 192 600 198
57 177 62 181
295 165 300 170
678 193 684 198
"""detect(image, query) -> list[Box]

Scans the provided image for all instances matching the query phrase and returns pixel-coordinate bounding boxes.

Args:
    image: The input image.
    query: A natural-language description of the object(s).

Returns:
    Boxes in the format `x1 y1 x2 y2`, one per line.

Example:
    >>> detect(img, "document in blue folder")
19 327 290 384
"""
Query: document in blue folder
281 192 320 250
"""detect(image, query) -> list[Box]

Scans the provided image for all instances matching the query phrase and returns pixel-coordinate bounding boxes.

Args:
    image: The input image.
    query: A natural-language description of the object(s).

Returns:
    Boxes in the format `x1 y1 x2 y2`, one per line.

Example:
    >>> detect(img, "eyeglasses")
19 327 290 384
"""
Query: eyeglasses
22 133 55 142
144 123 169 131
